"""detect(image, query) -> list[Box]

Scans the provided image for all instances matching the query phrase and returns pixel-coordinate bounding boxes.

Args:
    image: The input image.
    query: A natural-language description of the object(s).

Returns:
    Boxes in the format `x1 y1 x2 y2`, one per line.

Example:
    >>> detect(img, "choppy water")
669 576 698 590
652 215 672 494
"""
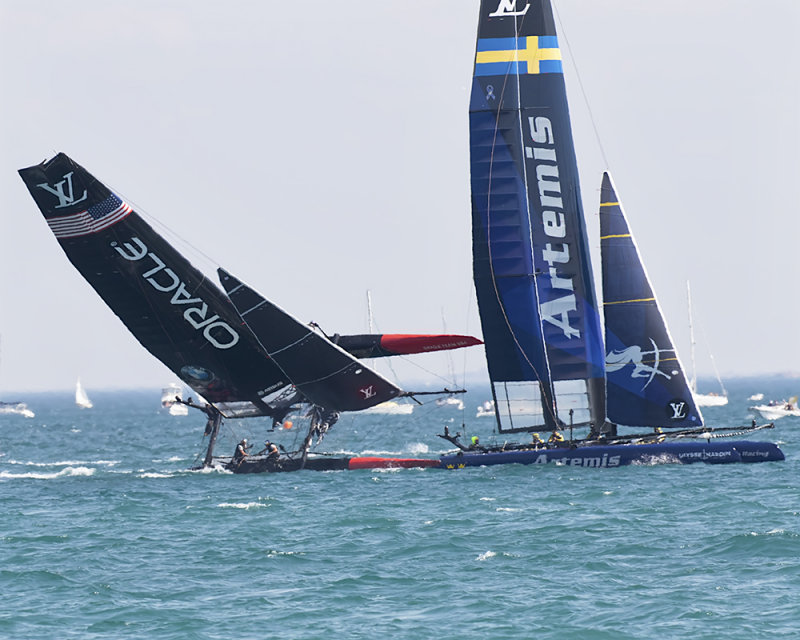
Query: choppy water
2 378 799 639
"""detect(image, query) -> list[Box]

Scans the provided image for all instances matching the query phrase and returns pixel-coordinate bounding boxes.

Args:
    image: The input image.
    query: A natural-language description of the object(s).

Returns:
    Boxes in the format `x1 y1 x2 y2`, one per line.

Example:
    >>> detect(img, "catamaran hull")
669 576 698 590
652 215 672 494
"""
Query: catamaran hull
218 456 440 474
438 441 784 469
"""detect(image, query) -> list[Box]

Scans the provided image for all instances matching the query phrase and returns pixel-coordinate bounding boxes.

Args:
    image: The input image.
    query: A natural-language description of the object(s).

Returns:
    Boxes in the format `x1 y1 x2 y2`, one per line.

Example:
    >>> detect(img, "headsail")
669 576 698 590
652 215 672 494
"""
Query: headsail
19 153 290 417
218 269 402 412
599 172 702 428
469 0 605 432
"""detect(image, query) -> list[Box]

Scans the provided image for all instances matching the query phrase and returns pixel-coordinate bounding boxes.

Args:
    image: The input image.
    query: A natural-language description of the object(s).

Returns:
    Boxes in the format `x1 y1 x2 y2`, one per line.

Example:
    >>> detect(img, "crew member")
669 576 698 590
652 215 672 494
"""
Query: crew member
264 440 280 462
232 439 249 464
548 430 564 444
531 432 544 447
468 435 481 450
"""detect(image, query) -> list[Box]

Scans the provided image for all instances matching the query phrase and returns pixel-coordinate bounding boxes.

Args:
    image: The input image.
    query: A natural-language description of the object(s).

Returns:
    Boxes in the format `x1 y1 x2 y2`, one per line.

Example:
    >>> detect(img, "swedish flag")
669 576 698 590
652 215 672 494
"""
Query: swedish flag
475 36 562 76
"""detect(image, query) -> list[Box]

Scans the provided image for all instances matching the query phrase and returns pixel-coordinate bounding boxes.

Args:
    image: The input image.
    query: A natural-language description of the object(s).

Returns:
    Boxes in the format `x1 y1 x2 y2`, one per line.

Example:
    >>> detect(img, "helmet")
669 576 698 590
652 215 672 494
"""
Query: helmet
471 436 479 444
242 439 247 445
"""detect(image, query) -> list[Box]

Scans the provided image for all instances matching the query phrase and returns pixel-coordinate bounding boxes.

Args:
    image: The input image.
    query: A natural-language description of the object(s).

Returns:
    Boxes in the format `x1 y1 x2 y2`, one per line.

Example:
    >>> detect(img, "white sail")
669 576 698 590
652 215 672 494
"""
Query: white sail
161 383 188 416
75 379 93 409
687 282 728 407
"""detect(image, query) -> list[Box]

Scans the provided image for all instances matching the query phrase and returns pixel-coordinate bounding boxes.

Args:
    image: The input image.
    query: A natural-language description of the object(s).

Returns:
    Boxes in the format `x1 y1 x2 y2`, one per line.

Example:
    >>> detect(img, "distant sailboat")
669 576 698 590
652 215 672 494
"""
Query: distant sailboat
161 382 189 416
75 379 93 409
687 282 728 407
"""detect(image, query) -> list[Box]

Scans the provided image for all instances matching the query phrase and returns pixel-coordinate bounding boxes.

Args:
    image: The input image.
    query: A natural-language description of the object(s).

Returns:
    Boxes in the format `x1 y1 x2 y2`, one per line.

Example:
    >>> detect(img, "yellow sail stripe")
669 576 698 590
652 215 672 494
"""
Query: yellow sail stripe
599 201 620 207
600 233 631 240
603 297 655 305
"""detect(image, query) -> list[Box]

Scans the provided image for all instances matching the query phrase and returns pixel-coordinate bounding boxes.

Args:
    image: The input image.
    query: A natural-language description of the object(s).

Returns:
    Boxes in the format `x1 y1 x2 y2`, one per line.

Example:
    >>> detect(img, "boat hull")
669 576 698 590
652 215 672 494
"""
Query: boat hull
750 405 800 420
438 440 784 468
219 455 439 474
213 440 784 474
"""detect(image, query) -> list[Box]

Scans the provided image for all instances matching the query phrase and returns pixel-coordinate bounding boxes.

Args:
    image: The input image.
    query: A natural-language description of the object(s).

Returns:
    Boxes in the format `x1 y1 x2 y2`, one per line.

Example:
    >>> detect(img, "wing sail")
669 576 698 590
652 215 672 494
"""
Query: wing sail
19 153 289 415
218 269 402 412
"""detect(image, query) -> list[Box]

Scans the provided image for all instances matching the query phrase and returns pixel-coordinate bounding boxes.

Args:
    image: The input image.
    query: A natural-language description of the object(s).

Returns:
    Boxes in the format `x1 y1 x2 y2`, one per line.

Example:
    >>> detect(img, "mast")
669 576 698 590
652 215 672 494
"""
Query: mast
202 407 223 467
687 281 697 393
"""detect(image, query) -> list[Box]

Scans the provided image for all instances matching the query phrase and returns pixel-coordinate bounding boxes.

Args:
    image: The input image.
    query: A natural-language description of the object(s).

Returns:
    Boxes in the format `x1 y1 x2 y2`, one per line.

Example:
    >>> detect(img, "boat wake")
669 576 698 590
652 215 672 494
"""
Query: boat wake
630 453 681 466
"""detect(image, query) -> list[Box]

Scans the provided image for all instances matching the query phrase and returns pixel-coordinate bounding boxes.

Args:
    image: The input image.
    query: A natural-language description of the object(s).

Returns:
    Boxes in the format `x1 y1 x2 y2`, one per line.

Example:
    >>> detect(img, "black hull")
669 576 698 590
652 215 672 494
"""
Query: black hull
224 455 351 474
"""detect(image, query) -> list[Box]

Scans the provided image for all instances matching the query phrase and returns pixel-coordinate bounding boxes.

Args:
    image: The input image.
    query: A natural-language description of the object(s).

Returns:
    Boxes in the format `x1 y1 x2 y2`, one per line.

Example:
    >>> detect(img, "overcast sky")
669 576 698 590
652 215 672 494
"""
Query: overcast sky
1 0 798 393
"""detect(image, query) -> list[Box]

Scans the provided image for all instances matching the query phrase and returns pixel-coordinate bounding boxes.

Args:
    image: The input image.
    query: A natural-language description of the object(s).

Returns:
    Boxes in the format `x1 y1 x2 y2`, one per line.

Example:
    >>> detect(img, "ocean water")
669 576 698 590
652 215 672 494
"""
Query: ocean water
2 378 799 639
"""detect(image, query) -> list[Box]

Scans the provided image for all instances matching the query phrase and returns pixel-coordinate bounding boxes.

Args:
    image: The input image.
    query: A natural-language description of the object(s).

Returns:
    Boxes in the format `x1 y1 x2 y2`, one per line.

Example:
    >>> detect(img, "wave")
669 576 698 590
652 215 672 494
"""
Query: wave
217 502 268 509
6 459 120 467
0 466 95 480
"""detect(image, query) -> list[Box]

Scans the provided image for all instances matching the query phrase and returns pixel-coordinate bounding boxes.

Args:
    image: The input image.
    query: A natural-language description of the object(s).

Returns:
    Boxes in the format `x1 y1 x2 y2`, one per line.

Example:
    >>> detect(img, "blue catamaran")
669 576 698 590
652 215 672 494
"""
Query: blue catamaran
439 0 783 468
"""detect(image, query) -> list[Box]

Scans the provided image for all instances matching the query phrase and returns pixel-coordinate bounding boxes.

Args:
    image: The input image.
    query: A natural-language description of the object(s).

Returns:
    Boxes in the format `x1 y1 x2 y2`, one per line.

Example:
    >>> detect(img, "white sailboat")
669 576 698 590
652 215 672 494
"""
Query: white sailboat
687 282 728 407
75 379 93 409
161 382 189 416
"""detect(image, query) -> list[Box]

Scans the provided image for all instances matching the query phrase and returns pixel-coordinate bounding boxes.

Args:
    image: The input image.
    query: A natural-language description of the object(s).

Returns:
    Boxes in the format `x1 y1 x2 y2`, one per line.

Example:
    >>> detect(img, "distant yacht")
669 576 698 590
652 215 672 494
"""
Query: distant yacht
75 379 93 409
161 383 189 416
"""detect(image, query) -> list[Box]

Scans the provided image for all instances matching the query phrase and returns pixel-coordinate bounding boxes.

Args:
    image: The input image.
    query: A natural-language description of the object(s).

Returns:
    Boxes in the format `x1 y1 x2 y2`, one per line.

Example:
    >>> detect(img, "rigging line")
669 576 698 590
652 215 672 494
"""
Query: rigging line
392 352 464 389
102 177 223 273
552 2 610 171
481 16 560 428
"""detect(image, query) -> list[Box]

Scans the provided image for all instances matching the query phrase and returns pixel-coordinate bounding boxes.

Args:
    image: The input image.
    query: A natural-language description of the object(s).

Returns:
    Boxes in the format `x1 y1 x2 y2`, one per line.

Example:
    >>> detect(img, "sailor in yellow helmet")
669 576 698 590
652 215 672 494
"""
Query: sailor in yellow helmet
548 430 564 444
531 432 544 447
468 435 481 450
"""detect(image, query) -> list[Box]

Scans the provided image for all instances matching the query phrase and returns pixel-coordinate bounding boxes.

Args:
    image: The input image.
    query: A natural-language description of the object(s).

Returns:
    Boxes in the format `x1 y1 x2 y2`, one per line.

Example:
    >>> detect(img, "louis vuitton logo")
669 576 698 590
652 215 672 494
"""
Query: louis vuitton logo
489 0 530 17
37 171 88 209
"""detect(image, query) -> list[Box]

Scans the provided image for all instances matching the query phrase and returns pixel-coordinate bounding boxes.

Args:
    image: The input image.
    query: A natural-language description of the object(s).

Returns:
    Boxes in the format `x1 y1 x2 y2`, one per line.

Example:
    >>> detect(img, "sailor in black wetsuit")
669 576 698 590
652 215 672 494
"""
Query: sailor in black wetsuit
230 439 249 468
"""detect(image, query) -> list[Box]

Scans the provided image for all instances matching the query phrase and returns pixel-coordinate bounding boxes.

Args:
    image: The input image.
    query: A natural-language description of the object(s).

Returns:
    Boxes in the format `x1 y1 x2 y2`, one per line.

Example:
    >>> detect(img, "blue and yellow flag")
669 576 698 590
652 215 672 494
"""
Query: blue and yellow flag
475 36 562 76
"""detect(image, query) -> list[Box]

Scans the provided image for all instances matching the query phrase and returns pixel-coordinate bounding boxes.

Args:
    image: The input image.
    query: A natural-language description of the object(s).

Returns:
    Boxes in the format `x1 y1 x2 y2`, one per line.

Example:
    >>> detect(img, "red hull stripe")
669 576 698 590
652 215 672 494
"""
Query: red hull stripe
348 457 440 470
379 334 482 355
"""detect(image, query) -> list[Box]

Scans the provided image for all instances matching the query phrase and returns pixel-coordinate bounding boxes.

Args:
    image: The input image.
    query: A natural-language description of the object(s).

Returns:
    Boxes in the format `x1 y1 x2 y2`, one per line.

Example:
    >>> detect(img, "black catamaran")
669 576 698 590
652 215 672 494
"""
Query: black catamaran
18 153 479 473
438 0 783 467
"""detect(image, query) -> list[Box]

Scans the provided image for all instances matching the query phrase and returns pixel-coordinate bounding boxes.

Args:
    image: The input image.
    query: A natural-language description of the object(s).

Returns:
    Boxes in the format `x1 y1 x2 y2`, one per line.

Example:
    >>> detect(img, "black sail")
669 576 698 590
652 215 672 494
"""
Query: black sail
19 153 288 416
218 269 402 412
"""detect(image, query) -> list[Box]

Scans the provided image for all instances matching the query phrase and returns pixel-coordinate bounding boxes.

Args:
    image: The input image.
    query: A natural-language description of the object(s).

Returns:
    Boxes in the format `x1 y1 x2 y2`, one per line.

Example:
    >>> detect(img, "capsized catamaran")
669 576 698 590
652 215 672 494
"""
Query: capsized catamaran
18 153 481 473
438 0 782 468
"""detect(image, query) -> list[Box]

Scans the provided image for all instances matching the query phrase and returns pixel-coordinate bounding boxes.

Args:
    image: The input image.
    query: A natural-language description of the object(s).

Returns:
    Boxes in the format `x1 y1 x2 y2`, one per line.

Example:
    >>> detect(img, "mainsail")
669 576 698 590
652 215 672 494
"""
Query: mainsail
469 0 605 432
599 172 702 428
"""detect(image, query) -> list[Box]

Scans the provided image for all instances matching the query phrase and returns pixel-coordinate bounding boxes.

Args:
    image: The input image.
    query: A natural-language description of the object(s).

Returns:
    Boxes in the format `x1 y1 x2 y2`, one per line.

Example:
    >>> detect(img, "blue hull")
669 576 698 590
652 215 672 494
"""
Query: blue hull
438 440 784 469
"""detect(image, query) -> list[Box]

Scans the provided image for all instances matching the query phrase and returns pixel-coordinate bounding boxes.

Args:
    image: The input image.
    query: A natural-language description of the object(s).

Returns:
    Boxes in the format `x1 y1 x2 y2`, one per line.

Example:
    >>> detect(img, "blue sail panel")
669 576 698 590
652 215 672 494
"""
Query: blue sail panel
599 173 702 428
469 0 605 422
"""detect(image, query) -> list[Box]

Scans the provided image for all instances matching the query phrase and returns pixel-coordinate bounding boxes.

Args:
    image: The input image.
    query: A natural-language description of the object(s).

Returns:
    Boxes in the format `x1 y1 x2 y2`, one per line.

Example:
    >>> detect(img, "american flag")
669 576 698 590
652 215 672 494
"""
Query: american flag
47 194 132 239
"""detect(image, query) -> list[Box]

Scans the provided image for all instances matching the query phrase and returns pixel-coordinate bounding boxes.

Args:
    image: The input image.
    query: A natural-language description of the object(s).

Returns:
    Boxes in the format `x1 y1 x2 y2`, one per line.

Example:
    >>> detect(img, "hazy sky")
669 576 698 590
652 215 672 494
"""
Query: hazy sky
1 0 798 393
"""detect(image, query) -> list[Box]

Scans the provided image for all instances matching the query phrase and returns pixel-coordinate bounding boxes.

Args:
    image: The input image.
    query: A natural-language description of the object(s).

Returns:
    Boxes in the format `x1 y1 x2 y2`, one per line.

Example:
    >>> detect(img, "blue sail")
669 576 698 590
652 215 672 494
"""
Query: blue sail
599 173 702 428
470 0 605 431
